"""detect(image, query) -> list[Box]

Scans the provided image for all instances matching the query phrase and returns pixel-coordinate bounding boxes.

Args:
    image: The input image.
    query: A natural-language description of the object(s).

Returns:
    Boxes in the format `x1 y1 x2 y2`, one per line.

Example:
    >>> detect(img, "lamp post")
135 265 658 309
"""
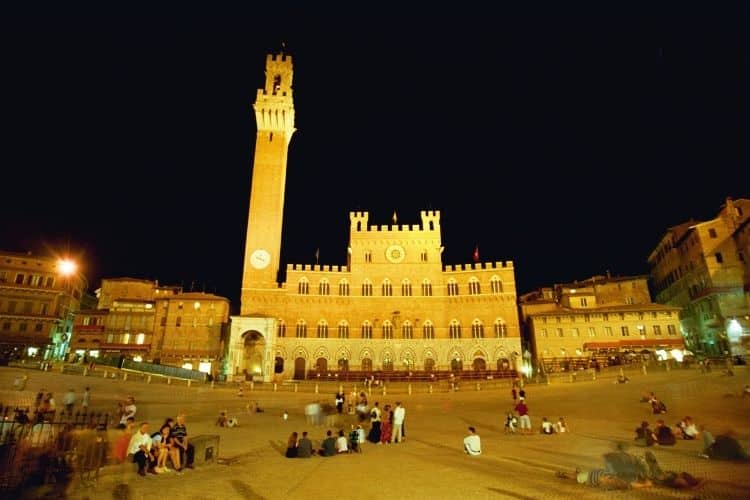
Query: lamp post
56 258 78 361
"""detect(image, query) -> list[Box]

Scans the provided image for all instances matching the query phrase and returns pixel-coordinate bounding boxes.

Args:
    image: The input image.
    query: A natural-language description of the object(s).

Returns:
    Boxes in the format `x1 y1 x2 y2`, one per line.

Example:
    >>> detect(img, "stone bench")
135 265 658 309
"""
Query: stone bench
190 434 220 466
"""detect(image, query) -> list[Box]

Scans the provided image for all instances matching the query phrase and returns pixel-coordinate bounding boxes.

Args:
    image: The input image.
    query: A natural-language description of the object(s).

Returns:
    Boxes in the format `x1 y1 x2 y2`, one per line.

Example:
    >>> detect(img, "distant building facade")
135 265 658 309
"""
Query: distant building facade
648 198 750 356
519 275 683 372
0 250 86 359
72 277 230 374
229 52 522 382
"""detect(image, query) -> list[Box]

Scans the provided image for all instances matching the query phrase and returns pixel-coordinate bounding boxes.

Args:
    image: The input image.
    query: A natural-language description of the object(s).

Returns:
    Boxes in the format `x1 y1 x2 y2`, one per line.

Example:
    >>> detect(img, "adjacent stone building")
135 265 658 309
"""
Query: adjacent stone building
519 275 683 372
72 277 230 374
229 52 522 381
0 251 86 359
647 197 750 356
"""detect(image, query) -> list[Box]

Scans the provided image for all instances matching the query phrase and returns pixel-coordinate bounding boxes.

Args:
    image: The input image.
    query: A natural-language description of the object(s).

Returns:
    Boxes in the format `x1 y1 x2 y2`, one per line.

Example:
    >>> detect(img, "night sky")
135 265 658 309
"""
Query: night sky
1 6 747 312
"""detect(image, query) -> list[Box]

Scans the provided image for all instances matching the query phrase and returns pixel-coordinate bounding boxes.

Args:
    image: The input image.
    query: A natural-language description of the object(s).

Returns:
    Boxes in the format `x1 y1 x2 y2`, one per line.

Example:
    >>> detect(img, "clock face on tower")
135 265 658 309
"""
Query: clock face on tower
250 248 271 269
385 245 405 264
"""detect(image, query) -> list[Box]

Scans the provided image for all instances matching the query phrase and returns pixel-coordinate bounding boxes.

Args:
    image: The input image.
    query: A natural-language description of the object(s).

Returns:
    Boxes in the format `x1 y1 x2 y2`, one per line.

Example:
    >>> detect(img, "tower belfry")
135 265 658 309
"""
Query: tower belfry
241 52 296 314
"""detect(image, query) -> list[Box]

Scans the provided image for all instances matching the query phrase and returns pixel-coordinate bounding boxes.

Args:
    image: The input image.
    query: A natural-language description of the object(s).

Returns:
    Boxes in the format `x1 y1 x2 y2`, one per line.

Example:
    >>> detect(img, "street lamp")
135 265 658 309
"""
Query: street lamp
55 258 78 360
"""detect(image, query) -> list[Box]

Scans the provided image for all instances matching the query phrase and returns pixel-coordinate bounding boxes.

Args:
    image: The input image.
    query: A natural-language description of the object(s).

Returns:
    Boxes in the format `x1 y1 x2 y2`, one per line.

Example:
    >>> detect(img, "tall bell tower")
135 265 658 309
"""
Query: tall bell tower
241 52 296 314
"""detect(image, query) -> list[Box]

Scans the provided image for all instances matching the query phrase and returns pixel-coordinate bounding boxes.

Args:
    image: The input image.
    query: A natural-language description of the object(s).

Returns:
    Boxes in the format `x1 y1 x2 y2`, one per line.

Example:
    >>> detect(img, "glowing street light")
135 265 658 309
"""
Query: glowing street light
57 259 77 277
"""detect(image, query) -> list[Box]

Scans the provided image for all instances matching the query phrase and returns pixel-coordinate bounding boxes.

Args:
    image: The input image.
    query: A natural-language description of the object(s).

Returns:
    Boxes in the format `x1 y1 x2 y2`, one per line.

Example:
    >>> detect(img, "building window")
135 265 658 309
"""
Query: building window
17 322 26 331
571 328 579 337
178 302 183 310
193 301 200 310
295 321 307 338
361 322 372 339
494 320 507 338
318 280 330 295
362 281 372 296
447 279 459 296
584 313 590 322
621 326 629 336
556 328 563 337
338 281 350 296
637 325 646 338
15 274 24 284
603 313 609 321
653 325 661 335
34 323 43 332
45 277 54 287
364 251 372 263
401 280 412 296
382 321 393 339
381 280 393 296
715 252 723 264
277 321 286 337
420 251 428 262
667 324 677 335
176 317 181 327
541 328 548 337
449 320 461 339
317 321 328 338
298 279 309 295
708 228 717 238
605 326 613 336
136 333 145 344
160 317 167 327
421 280 433 296
401 321 413 339
588 327 596 337
580 297 588 307
337 322 349 339
422 321 434 339
490 276 503 294
2 322 10 331
471 320 484 338
31 275 42 286
468 278 481 295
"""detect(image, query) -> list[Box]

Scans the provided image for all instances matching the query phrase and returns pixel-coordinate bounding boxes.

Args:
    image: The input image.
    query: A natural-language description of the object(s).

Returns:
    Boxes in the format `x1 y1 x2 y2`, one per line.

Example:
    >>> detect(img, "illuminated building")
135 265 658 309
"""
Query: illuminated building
648 198 750 355
229 52 522 381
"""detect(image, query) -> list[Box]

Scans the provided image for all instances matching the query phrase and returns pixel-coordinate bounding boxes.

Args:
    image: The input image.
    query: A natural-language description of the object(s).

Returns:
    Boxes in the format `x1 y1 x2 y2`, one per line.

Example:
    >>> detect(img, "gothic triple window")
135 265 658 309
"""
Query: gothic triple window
382 320 393 339
338 280 350 296
381 279 393 297
468 277 481 295
337 321 349 339
317 320 328 338
490 276 503 294
318 279 330 296
422 321 435 339
421 279 433 296
298 278 309 295
449 320 461 339
361 321 373 339
447 279 459 296
494 319 508 338
277 321 286 338
295 320 307 338
401 279 412 296
401 321 413 339
471 319 484 338
362 280 373 297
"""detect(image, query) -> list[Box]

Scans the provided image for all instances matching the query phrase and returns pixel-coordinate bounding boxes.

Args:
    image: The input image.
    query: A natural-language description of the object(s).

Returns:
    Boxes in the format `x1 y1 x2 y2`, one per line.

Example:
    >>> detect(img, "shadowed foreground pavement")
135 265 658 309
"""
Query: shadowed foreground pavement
1 365 749 499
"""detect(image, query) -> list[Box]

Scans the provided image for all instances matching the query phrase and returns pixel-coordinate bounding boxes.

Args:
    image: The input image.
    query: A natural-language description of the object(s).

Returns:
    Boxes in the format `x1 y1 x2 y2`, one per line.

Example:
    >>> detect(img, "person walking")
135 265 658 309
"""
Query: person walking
82 386 91 411
63 388 76 414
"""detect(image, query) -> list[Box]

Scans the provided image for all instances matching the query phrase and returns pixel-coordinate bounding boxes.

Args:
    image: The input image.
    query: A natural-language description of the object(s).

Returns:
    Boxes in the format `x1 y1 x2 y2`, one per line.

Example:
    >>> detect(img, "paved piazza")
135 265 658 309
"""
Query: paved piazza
1 364 749 499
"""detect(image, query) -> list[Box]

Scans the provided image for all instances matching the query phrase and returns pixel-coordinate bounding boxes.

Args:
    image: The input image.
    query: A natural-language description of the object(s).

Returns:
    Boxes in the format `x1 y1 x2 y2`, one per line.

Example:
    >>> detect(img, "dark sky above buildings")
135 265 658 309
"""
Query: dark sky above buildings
1 5 747 311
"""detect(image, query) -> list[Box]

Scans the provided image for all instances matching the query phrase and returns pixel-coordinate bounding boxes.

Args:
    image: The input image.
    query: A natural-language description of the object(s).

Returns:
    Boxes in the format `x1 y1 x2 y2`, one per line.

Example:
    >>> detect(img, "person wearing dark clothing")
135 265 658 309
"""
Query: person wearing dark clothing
654 420 676 446
635 421 656 446
704 433 750 461
171 414 195 469
285 432 298 458
318 430 337 457
297 432 313 458
644 451 704 489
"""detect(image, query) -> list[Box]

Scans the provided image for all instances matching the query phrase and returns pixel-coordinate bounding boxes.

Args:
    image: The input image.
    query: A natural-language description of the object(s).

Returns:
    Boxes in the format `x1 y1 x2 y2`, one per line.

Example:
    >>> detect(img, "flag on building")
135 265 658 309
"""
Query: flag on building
472 245 480 263
392 210 398 225
315 247 320 264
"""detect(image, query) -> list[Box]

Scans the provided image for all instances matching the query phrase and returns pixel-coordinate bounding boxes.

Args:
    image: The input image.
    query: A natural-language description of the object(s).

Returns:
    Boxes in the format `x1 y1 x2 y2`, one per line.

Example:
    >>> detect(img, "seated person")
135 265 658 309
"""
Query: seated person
616 374 630 384
651 399 667 414
653 420 676 446
348 426 360 452
335 429 349 454
540 417 554 435
644 450 704 490
318 430 337 457
216 411 229 427
555 417 568 433
677 417 698 440
635 421 656 446
463 426 481 456
703 431 750 461
504 412 518 433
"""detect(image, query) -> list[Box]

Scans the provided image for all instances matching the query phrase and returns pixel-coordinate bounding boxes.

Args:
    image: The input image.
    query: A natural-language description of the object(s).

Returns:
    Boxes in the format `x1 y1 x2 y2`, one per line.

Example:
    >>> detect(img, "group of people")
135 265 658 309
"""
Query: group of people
285 426 367 458
114 413 195 476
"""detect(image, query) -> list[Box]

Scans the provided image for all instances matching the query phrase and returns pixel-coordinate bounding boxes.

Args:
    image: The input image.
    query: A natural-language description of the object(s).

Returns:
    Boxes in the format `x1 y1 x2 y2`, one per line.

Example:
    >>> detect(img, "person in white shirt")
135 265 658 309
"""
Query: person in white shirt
555 417 568 433
541 417 554 435
335 429 349 453
127 422 155 475
463 426 481 456
119 396 137 425
391 402 406 443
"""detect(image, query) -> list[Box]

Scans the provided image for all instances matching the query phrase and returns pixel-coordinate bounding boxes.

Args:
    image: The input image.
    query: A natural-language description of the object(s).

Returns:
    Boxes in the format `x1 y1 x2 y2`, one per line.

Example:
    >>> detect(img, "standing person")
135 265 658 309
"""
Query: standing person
34 389 45 411
368 402 382 443
391 401 406 444
515 398 531 435
335 392 344 414
511 387 517 401
380 404 393 444
463 426 482 455
81 386 91 412
171 413 195 469
519 388 526 400
63 388 76 414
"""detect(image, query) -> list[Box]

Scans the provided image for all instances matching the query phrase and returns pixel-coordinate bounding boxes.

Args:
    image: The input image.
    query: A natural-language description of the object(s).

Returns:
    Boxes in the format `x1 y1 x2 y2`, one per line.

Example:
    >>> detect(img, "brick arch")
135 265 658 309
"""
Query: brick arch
447 346 466 364
274 346 288 359
380 348 395 364
292 346 310 360
335 346 352 361
470 346 488 359
313 346 330 362
358 347 374 362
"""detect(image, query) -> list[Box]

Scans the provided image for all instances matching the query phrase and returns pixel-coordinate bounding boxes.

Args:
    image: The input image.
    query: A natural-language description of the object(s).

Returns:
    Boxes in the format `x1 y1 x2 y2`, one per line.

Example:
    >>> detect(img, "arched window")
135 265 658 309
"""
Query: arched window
295 320 307 338
471 319 484 338
361 321 372 339
494 319 508 338
381 279 393 297
401 320 413 339
421 279 433 296
362 280 373 296
449 320 461 339
401 279 412 296
297 278 309 295
338 280 350 296
450 357 463 371
276 320 286 338
382 357 394 371
361 358 373 371
318 279 330 296
364 251 372 263
338 358 349 371
317 320 328 338
382 320 393 339
468 277 481 295
447 279 459 296
424 358 435 371
490 276 503 294
337 321 349 339
422 321 434 339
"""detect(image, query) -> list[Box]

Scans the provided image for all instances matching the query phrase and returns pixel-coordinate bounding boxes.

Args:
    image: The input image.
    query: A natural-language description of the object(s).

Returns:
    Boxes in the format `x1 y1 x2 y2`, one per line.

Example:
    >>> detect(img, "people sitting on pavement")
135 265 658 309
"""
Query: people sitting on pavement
335 429 349 454
540 417 554 435
651 399 667 415
676 416 699 440
634 421 656 447
318 430 337 456
653 420 676 446
504 412 518 434
463 426 481 456
701 429 750 461
554 417 568 434
644 450 705 490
